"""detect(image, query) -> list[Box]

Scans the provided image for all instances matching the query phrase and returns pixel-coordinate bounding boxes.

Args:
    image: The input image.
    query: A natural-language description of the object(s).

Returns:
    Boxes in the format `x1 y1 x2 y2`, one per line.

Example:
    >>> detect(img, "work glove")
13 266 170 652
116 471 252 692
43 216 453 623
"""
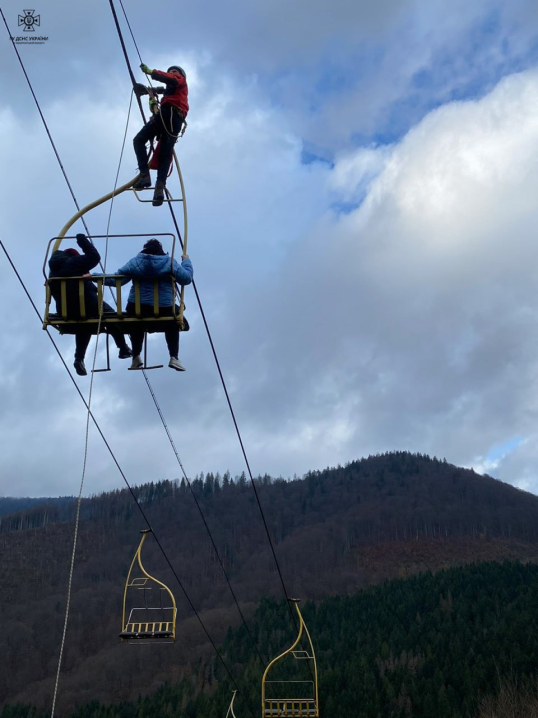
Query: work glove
76 233 87 244
134 82 149 96
140 63 153 75
149 98 159 113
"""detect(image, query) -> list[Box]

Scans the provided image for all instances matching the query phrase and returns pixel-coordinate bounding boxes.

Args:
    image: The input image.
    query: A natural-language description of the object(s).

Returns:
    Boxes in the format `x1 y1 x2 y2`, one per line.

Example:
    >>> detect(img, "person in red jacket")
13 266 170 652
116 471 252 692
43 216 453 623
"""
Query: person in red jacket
132 63 189 207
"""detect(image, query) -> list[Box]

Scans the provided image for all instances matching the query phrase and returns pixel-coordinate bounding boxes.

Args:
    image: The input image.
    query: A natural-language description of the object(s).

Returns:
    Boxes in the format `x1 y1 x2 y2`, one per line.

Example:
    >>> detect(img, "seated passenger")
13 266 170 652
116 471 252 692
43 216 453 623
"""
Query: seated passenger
93 239 193 372
48 233 132 376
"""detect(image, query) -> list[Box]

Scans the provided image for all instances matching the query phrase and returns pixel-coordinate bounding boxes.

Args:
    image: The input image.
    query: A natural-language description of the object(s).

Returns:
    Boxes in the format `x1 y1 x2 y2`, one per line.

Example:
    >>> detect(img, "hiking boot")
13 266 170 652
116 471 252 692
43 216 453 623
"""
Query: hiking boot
133 171 151 190
118 346 132 359
130 355 143 370
152 181 166 207
74 358 87 376
169 356 186 371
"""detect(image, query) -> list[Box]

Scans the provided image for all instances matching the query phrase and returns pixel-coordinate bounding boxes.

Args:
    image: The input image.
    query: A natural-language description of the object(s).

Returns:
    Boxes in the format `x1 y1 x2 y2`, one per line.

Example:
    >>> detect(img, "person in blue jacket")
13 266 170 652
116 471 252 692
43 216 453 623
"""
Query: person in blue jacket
90 238 193 371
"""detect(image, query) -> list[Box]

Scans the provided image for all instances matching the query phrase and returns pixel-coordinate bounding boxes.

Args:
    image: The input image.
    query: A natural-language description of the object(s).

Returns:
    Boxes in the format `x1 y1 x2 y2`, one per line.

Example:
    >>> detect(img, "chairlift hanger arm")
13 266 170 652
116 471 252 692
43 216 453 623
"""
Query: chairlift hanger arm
52 176 139 253
261 601 305 683
225 691 238 718
261 600 319 718
121 529 177 640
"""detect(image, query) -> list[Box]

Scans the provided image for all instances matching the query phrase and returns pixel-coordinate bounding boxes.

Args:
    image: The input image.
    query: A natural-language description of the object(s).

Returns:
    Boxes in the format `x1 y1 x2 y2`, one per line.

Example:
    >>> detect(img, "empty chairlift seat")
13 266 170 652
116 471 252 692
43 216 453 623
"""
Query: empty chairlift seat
120 529 177 643
261 600 319 718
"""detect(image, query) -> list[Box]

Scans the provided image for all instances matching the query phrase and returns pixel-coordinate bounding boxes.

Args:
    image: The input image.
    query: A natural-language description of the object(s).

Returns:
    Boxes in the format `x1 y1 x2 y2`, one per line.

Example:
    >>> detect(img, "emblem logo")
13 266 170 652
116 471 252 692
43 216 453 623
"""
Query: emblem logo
18 9 40 32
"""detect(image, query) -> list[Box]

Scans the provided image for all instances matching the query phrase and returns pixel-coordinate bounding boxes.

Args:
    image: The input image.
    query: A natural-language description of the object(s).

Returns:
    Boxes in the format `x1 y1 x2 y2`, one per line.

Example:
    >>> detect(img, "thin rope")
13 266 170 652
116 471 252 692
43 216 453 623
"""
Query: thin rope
50 89 134 718
103 90 134 306
118 0 143 63
116 0 159 100
50 334 98 717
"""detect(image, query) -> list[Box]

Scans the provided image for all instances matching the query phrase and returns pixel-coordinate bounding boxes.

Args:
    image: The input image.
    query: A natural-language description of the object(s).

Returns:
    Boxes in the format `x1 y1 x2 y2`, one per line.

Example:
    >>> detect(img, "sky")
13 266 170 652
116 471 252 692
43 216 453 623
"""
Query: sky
1 0 538 497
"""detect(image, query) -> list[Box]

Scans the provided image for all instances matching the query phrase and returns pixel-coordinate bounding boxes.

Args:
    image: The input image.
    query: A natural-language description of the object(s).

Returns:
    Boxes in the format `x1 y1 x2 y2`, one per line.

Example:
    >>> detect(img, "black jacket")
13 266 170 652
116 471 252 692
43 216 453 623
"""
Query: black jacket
48 234 101 318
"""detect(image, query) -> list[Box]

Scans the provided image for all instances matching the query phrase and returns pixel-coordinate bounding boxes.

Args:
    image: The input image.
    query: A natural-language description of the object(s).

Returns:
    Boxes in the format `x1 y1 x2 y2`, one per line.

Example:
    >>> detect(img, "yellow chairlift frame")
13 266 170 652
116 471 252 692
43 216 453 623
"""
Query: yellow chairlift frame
43 153 189 357
43 233 188 368
130 152 187 213
120 529 177 643
131 184 183 204
261 599 319 718
225 691 238 718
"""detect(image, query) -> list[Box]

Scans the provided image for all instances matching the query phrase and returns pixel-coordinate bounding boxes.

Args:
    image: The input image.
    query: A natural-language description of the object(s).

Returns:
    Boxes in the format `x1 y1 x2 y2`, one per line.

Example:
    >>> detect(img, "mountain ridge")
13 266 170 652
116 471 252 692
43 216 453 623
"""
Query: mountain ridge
2 451 538 710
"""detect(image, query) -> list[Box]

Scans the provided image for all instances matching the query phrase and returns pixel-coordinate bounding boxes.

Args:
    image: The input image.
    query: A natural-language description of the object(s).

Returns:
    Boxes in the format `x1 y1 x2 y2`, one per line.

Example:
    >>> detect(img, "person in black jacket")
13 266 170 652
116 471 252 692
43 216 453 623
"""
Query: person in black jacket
48 233 131 376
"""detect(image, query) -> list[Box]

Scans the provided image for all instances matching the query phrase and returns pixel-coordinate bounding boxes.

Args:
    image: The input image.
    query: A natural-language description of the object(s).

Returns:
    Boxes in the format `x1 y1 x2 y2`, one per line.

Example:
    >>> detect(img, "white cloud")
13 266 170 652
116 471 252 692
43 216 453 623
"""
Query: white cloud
216 68 538 487
2 4 538 497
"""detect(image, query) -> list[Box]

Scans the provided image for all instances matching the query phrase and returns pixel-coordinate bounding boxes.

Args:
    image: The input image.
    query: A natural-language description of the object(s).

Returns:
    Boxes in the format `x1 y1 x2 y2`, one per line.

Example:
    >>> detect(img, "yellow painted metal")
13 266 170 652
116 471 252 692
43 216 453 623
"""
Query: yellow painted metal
45 283 52 319
172 151 188 329
134 278 141 317
131 184 183 204
153 279 159 317
78 278 86 318
120 529 177 641
60 281 67 320
172 151 188 252
52 176 138 252
116 279 123 318
225 691 238 718
96 280 104 318
45 271 187 333
45 150 190 336
45 176 136 329
261 599 319 718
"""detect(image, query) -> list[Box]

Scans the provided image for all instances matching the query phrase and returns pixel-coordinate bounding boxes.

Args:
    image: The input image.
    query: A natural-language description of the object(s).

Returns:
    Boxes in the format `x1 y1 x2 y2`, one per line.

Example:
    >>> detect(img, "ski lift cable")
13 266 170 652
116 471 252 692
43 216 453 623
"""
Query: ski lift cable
141 370 266 664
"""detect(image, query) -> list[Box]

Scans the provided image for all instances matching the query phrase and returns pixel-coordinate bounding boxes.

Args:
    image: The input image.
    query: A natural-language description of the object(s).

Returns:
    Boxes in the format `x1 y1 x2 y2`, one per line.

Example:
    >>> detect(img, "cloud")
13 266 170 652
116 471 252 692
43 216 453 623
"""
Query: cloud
217 68 538 485
2 4 538 497
0 50 329 495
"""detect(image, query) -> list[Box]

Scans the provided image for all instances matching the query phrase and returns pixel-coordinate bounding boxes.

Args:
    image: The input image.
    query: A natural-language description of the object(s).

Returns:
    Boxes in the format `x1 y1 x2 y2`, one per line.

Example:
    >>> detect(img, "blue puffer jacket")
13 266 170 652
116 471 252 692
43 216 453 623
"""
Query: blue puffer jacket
96 253 193 306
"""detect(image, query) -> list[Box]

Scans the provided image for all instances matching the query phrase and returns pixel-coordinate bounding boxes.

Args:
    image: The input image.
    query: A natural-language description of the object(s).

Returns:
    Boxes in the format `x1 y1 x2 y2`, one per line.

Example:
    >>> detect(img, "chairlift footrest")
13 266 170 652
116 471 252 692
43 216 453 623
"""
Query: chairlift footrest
119 630 173 639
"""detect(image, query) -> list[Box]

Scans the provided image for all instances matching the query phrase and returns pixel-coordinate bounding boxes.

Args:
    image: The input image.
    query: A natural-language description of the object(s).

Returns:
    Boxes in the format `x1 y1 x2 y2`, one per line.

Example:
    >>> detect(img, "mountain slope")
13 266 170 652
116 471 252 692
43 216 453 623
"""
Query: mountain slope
2 452 538 710
5 561 538 718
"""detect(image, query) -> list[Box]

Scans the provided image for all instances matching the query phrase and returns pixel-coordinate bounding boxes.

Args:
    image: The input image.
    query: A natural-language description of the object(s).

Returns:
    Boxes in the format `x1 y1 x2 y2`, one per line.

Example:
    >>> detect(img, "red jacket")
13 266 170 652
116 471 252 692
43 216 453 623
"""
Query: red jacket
151 69 189 117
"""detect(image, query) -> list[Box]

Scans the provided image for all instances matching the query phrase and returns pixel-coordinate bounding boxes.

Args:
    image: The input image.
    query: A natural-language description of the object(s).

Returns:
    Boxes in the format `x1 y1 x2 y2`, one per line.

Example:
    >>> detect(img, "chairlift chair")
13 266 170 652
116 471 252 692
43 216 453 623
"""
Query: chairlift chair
261 599 319 717
120 529 177 643
43 233 188 371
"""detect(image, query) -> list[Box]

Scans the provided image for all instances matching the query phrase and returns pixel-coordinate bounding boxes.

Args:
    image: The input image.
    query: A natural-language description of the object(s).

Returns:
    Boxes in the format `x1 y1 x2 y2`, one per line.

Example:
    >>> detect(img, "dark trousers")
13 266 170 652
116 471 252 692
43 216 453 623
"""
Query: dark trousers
126 303 179 358
74 303 129 359
133 105 184 184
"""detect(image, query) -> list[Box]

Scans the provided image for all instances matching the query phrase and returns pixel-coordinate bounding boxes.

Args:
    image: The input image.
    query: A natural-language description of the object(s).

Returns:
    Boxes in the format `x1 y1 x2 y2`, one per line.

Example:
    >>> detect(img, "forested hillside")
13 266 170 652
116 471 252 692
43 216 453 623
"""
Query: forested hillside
2 452 538 712
0 496 73 522
3 562 538 718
